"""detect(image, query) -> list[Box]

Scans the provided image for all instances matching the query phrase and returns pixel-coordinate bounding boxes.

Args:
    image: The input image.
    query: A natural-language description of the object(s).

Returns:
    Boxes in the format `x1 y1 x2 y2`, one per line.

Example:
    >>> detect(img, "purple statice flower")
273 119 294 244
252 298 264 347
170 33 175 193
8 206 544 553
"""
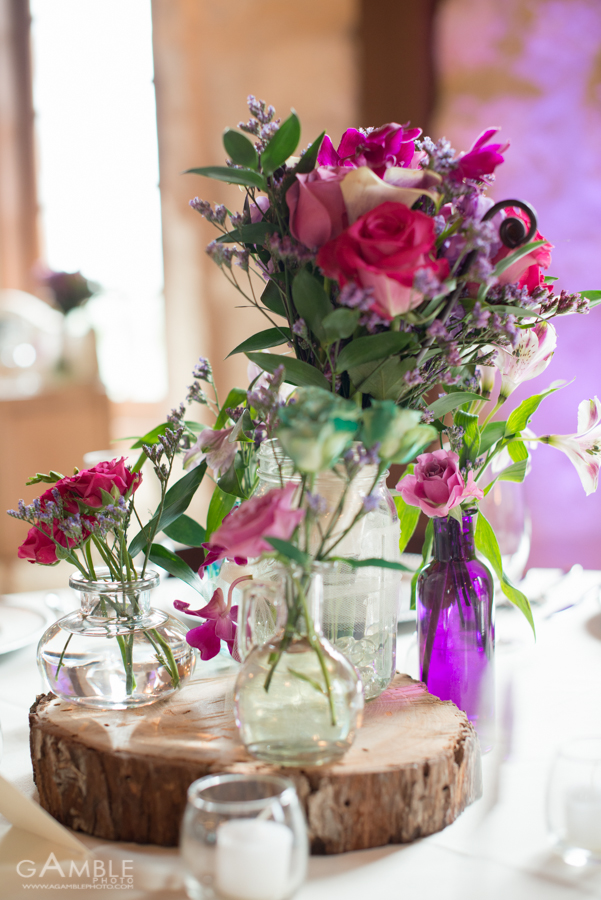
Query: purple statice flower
253 422 268 445
359 311 389 333
306 492 328 516
404 368 424 387
226 407 243 422
193 358 212 381
235 249 250 272
416 136 456 174
427 319 451 341
420 409 434 425
445 343 463 367
292 318 308 339
577 296 591 314
206 241 235 268
471 302 491 329
362 493 379 513
187 382 208 405
414 267 442 299
239 96 281 151
266 233 313 266
337 283 374 312
490 313 503 332
440 233 467 267
229 210 247 228
189 198 227 225
433 215 446 236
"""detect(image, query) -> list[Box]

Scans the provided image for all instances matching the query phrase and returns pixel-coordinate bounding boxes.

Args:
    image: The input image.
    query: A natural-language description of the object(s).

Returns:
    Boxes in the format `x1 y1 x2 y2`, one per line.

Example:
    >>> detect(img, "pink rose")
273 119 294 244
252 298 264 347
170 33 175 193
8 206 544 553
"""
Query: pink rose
17 482 86 565
69 458 141 508
396 449 484 518
317 201 449 320
492 206 553 290
202 483 305 564
317 123 421 177
452 128 509 181
285 166 348 250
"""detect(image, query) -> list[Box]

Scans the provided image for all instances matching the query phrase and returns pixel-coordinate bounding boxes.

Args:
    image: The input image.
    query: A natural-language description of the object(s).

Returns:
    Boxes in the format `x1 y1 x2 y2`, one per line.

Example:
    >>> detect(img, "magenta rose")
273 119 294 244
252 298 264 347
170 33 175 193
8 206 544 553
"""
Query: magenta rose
452 128 509 181
202 482 305 565
317 123 421 176
317 201 449 319
492 206 553 292
69 458 141 508
285 166 348 250
17 482 86 565
396 449 484 518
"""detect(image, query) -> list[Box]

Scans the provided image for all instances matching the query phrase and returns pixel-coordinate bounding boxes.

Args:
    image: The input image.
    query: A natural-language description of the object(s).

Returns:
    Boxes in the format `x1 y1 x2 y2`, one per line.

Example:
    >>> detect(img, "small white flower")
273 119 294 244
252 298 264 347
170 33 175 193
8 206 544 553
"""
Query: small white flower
494 320 557 400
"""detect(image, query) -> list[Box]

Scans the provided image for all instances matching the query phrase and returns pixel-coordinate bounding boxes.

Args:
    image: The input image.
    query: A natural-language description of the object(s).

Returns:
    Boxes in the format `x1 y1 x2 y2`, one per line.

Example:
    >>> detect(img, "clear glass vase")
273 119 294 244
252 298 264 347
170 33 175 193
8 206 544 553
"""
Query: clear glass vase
246 440 400 700
234 568 364 766
37 568 195 709
417 510 495 751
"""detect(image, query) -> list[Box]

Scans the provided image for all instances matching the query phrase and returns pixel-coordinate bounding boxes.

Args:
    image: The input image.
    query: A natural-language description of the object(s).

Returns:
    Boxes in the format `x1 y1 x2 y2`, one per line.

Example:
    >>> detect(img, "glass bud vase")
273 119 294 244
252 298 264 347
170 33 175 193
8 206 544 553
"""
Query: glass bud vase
252 440 401 700
417 510 495 751
234 568 364 766
37 568 195 709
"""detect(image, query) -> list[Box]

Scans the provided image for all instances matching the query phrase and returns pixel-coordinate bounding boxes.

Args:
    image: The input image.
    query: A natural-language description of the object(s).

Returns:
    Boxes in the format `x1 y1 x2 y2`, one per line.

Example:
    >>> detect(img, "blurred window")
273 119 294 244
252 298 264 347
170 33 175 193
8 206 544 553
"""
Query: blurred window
30 0 167 402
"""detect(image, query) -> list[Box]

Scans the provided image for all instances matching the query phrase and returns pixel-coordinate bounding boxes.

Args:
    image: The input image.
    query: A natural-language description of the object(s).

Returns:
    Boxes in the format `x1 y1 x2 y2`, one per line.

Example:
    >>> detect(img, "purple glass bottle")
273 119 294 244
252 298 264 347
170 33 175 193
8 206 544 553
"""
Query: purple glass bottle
417 509 495 751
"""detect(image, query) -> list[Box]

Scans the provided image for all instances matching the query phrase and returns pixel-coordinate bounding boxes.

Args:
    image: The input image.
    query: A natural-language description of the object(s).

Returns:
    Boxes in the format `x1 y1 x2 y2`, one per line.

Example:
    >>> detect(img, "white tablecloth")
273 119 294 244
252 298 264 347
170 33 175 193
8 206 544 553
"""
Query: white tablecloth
2 570 601 899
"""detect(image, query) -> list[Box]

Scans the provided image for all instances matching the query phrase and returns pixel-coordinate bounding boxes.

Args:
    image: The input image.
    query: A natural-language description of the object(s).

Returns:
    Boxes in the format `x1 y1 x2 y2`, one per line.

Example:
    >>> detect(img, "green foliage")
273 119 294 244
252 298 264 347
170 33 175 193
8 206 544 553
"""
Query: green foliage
218 452 254 499
427 391 483 418
265 537 310 567
455 410 480 468
162 514 206 547
205 485 237 539
185 165 266 190
294 131 326 175
329 557 412 571
214 388 248 429
348 357 415 401
335 332 416 373
505 381 567 436
475 511 534 634
580 290 601 307
261 111 301 176
216 222 277 245
245 351 330 390
479 421 506 456
393 493 420 554
148 543 203 593
222 128 258 169
507 440 528 463
322 308 360 341
491 240 548 278
291 269 333 342
227 328 291 357
260 280 287 317
26 470 64 486
129 463 207 557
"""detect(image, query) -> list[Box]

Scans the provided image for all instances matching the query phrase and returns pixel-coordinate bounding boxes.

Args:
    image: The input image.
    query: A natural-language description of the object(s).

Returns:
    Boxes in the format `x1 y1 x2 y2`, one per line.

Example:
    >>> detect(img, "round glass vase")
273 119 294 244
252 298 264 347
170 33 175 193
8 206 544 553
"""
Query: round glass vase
249 440 401 700
37 568 195 709
416 509 495 751
234 567 364 766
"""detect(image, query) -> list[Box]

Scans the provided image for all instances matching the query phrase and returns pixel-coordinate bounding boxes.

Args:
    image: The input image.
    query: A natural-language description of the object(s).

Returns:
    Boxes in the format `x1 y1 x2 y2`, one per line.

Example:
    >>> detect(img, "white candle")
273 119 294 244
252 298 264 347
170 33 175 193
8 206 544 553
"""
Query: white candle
565 789 601 852
216 818 293 900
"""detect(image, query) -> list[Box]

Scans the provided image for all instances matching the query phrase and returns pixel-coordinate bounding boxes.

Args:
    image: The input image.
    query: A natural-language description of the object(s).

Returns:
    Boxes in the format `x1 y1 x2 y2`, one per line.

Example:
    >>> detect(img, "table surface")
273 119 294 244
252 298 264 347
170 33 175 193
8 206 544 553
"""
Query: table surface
2 569 601 899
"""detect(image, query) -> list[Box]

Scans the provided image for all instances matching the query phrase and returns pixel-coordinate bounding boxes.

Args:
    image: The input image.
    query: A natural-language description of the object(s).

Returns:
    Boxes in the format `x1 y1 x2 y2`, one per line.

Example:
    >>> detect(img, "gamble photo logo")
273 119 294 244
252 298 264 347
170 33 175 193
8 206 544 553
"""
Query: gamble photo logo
16 853 134 890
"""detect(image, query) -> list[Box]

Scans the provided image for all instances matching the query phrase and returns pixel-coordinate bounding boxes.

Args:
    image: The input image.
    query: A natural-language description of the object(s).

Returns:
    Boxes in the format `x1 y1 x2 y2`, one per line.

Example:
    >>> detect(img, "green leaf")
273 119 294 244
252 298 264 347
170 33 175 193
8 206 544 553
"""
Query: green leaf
205 485 237 540
129 463 207 557
322 308 360 341
427 391 483 418
497 459 528 483
479 421 506 456
291 269 333 341
492 240 547 278
505 381 568 436
393 494 420 554
148 543 203 593
580 290 601 307
214 388 248 430
261 111 301 176
329 557 412 571
245 351 330 390
410 518 434 610
162 514 206 547
266 537 310 567
216 222 277 245
544 276 559 283
507 440 528 463
26 470 64 485
217 452 253 500
130 422 169 450
455 410 480 468
336 332 416 374
348 356 415 401
261 280 288 317
185 165 266 190
475 511 534 634
294 131 326 174
222 128 258 169
227 328 291 358
287 667 326 696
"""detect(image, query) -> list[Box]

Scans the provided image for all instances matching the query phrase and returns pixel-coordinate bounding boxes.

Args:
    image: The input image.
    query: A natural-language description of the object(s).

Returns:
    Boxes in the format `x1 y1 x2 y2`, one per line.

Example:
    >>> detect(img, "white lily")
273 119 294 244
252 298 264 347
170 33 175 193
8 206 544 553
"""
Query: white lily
494 320 557 401
541 397 601 495
340 166 439 224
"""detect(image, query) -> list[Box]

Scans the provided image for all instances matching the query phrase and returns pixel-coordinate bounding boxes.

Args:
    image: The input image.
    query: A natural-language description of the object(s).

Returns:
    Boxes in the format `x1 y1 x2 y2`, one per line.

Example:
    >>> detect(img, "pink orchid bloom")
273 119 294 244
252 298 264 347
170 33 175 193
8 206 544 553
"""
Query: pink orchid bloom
317 123 422 177
541 397 601 496
494 320 557 401
452 128 509 181
174 576 251 660
183 426 236 477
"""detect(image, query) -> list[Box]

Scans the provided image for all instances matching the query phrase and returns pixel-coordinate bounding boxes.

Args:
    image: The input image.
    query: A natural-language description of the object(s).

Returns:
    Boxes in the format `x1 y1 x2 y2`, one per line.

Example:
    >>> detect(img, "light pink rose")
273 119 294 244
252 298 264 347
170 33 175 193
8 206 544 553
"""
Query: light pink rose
285 166 348 250
396 449 484 518
203 482 305 563
184 427 236 477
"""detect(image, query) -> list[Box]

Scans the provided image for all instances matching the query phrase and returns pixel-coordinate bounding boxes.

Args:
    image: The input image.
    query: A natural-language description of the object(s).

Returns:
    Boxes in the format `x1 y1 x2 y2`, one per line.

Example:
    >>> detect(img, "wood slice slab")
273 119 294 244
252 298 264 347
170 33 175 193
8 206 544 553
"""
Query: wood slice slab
29 668 481 854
